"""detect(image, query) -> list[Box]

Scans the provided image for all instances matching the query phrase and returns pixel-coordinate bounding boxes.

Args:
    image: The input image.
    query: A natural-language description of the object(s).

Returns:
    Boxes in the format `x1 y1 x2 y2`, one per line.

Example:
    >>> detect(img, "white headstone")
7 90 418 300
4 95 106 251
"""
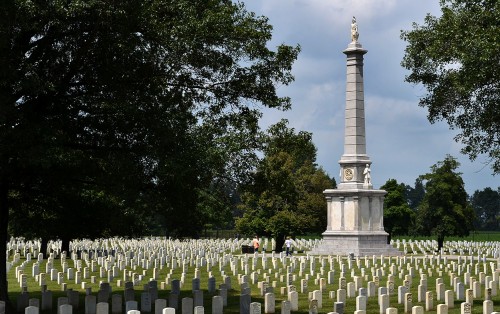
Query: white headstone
162 308 175 314
25 306 39 314
264 293 275 314
59 304 72 314
154 299 167 314
96 302 109 314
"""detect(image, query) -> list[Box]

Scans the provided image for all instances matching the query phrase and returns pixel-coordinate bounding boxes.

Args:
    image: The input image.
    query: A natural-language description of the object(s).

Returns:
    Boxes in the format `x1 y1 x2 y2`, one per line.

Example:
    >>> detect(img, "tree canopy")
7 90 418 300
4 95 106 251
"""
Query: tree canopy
0 0 299 307
401 0 500 174
381 179 415 237
470 187 500 231
236 120 334 251
405 178 425 211
414 155 474 251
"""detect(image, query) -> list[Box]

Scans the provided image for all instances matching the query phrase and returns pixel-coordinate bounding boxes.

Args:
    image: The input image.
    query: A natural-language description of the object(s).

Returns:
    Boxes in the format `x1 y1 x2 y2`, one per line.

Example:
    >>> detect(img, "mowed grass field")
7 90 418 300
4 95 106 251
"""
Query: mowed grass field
5 237 500 314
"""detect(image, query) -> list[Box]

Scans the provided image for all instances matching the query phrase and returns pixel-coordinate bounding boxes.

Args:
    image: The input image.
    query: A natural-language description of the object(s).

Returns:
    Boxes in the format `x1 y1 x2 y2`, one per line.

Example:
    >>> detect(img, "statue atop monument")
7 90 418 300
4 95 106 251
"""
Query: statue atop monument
351 16 359 42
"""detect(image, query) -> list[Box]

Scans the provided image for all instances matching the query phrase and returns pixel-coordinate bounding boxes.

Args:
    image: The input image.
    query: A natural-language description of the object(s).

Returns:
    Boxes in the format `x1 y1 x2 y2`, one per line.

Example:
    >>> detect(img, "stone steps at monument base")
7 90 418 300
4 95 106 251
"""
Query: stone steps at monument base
308 244 402 257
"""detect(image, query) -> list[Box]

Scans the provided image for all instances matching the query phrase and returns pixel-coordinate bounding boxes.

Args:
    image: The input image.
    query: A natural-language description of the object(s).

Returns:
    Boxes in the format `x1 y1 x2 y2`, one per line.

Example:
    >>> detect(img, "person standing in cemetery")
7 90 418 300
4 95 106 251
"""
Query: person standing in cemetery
284 236 293 256
252 235 260 252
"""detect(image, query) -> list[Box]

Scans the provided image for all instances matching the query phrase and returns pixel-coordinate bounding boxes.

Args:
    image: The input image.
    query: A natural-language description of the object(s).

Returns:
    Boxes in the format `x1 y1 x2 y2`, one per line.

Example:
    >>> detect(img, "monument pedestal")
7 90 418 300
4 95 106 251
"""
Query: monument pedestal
310 188 401 256
311 232 394 255
311 232 400 256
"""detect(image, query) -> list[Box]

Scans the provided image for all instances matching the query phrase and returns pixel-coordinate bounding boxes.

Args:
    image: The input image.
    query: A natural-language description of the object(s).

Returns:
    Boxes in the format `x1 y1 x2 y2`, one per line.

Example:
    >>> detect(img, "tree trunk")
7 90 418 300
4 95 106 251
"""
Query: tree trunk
275 234 285 253
40 238 48 259
0 181 14 312
61 238 70 256
437 235 445 252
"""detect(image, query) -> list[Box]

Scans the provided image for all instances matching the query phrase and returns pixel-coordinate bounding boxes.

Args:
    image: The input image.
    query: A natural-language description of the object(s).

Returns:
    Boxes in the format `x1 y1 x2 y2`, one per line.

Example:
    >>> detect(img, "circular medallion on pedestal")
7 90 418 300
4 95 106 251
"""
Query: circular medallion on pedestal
344 168 354 181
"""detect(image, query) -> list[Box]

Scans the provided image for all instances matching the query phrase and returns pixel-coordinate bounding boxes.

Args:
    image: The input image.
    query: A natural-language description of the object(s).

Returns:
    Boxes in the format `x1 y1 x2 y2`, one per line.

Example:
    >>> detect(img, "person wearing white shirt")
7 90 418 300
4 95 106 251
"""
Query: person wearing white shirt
284 236 293 256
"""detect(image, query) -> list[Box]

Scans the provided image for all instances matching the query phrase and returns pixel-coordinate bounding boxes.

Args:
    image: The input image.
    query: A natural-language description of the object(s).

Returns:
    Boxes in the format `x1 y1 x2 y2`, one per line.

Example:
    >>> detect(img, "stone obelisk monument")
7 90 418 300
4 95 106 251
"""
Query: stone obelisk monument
310 17 400 256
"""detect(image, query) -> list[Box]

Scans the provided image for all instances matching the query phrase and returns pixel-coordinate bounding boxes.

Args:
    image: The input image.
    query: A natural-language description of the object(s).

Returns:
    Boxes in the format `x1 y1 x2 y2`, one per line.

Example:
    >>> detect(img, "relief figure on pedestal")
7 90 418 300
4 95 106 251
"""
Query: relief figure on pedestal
363 164 371 184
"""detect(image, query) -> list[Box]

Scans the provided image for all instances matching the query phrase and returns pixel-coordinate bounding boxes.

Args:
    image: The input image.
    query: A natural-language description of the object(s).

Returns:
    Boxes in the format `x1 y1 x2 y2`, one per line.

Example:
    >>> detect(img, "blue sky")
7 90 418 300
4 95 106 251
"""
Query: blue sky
240 0 498 194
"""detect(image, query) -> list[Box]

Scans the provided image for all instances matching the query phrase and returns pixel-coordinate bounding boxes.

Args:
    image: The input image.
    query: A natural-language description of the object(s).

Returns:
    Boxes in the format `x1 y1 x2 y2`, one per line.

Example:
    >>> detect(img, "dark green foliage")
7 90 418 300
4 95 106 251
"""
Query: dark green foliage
381 179 415 236
470 187 500 231
405 178 425 210
236 120 333 251
0 0 299 305
196 180 237 232
401 0 500 174
414 155 474 249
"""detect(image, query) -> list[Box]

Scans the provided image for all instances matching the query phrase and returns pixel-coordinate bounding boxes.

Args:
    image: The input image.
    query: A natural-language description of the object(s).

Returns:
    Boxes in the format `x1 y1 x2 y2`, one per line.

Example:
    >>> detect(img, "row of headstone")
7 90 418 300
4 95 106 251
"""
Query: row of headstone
6 237 332 258
11 296 222 314
6 237 500 314
393 239 500 259
13 260 500 296
18 303 180 314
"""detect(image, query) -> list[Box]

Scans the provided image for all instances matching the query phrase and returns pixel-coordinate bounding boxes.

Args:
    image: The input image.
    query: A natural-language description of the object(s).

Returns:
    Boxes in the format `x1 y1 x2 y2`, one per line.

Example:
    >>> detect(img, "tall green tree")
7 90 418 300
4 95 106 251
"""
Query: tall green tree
196 180 237 234
415 155 474 251
236 120 334 251
401 0 500 174
381 179 415 238
470 187 500 231
0 0 299 307
405 178 425 210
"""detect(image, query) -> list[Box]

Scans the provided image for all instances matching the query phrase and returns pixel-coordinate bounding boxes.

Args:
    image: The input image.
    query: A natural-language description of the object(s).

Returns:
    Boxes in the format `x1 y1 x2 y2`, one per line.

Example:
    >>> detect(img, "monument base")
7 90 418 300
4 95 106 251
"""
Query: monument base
309 230 402 256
